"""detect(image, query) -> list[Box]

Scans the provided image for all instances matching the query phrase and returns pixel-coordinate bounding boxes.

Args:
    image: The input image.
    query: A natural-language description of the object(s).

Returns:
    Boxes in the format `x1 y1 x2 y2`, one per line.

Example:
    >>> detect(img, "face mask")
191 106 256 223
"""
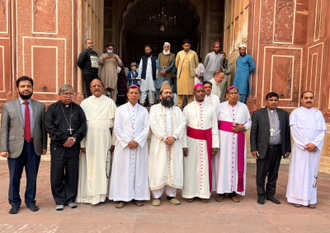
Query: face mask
107 50 113 55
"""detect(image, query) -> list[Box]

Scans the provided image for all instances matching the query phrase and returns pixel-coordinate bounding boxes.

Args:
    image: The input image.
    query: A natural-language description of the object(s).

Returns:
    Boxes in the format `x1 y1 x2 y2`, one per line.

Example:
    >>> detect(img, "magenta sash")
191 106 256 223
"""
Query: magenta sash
187 126 213 192
218 121 245 192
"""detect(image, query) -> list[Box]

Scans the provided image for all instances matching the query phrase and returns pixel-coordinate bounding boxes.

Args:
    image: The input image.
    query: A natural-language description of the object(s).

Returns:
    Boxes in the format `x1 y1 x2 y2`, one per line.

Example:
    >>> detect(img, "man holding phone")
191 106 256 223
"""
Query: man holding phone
99 43 123 102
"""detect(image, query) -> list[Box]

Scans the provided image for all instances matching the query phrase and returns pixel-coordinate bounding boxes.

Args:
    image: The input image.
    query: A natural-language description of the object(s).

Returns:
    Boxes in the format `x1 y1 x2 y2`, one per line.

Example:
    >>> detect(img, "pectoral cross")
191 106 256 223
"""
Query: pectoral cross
196 123 201 129
68 127 73 135
131 124 135 129
270 128 275 136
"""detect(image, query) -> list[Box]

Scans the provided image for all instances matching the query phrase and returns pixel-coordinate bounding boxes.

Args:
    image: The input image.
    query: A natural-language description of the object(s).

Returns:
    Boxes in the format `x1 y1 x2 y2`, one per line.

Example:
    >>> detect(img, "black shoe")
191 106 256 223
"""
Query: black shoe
9 207 19 214
267 195 281 204
27 204 40 212
257 197 265 205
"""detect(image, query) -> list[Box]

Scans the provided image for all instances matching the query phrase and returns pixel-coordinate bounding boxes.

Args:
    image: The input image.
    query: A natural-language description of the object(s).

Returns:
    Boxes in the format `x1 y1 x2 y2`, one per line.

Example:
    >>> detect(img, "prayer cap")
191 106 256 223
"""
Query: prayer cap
160 81 172 92
239 44 247 48
214 42 220 46
130 62 137 67
164 42 171 46
194 83 204 89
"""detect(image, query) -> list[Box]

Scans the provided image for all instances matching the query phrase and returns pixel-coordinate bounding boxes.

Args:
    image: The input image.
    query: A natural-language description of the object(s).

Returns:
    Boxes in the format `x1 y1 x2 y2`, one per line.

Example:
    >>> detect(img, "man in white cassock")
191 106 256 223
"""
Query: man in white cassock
203 80 220 109
286 91 326 209
109 85 150 208
77 78 117 205
214 86 251 203
149 81 186 206
182 84 219 203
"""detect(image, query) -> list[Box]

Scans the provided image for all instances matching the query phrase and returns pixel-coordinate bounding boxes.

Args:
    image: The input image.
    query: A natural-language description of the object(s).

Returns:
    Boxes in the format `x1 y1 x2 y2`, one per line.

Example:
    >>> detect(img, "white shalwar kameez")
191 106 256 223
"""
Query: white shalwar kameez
182 101 219 199
149 104 186 198
213 101 251 195
286 107 326 206
137 57 156 104
109 102 150 202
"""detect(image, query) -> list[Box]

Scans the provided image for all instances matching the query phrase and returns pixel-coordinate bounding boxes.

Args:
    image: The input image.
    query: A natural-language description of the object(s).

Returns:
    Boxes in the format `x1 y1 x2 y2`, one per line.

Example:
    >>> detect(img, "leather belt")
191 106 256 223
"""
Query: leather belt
268 144 280 149
25 138 34 142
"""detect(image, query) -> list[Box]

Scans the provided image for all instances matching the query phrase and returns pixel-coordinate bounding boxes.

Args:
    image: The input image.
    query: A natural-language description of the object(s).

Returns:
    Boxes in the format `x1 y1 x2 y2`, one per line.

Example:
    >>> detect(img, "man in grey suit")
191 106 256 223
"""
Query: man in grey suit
0 76 47 214
250 92 291 205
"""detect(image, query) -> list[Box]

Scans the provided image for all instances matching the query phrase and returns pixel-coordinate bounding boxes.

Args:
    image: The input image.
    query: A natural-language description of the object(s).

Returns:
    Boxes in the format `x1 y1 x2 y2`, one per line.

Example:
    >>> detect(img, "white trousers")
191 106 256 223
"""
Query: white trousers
140 91 155 104
152 185 177 199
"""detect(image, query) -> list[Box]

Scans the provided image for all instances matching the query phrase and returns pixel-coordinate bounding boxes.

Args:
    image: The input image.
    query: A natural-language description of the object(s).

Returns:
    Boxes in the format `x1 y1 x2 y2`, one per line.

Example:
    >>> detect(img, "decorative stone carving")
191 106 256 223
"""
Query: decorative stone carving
34 0 57 33
274 0 295 43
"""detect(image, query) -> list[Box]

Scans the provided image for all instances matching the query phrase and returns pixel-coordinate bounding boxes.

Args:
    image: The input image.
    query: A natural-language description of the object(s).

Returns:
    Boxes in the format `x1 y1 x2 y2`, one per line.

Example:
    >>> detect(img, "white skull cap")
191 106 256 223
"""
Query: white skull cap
239 44 247 48
164 42 171 46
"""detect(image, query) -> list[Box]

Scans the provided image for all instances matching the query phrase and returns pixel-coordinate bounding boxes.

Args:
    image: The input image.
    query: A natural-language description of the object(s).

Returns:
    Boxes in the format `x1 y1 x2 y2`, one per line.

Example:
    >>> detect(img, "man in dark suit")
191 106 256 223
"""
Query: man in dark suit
250 92 291 205
0 76 47 214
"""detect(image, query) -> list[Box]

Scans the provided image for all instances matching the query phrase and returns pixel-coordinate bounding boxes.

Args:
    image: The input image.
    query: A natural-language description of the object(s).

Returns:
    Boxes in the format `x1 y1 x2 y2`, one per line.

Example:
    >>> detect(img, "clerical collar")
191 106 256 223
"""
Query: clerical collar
267 107 277 113
60 101 71 108
128 101 138 107
92 94 105 99
228 101 237 107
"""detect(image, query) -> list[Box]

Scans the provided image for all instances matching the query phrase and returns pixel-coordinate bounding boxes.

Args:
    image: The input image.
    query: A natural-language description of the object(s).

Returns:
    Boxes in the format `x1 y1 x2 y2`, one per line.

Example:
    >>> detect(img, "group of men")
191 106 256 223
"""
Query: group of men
0 74 326 214
78 38 255 109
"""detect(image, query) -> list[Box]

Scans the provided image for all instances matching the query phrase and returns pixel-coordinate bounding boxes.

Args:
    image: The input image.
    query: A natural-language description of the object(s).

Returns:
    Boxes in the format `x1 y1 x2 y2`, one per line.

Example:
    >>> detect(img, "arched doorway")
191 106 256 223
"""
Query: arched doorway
120 0 200 66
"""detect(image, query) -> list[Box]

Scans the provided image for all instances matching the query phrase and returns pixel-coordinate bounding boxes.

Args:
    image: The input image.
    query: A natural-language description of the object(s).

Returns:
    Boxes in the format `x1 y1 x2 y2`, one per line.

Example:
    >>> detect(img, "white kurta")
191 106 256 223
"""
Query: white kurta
204 52 223 81
214 101 251 195
210 78 221 99
286 107 326 206
109 103 150 202
77 95 117 205
195 63 205 84
204 93 220 109
137 57 156 92
149 104 187 190
182 101 219 199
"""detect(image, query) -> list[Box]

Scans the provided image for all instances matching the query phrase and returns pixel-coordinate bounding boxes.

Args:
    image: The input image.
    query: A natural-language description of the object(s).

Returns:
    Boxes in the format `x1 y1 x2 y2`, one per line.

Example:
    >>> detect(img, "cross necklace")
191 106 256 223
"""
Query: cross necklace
60 102 73 134
268 109 277 136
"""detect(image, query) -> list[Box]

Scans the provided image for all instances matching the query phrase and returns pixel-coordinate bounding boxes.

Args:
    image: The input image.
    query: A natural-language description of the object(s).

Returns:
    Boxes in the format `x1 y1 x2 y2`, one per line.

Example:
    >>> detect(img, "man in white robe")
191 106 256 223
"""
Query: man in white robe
109 85 150 208
214 86 251 203
149 81 186 206
210 71 224 100
204 42 223 81
77 78 117 205
203 80 220 109
182 84 219 202
137 45 157 106
286 91 326 208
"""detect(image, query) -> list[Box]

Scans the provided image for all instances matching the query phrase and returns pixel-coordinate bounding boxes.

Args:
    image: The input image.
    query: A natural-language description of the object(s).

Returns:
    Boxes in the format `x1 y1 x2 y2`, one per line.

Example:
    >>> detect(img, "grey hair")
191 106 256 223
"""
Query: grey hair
59 84 74 94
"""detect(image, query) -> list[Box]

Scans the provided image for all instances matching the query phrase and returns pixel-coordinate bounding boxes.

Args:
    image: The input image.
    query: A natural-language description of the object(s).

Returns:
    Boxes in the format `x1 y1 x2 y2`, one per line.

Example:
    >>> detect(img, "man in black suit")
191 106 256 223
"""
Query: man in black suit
250 92 291 205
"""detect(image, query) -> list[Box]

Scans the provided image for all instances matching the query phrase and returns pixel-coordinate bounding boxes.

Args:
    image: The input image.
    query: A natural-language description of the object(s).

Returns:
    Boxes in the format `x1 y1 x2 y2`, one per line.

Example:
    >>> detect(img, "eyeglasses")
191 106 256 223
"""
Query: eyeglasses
91 85 102 88
61 93 73 96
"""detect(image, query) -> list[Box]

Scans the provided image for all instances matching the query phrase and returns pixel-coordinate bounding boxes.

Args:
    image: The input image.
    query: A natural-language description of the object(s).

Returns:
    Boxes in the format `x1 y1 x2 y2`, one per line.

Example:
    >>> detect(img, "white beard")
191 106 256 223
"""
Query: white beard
163 50 170 55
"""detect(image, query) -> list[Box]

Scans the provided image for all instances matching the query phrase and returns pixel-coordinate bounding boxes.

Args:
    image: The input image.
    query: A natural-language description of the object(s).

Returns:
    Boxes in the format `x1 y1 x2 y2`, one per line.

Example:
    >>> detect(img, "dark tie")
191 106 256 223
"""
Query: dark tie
24 102 31 141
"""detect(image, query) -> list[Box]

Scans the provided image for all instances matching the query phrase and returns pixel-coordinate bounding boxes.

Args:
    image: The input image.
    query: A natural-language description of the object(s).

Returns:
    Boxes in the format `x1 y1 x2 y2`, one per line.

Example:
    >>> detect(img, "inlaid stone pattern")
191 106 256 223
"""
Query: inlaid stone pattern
274 0 295 43
0 0 6 32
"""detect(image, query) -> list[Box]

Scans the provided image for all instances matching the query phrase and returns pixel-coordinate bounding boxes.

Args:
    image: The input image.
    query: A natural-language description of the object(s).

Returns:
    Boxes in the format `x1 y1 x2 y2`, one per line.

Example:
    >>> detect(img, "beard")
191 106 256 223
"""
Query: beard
161 97 175 108
19 91 33 100
240 52 245 57
163 50 170 55
145 52 151 57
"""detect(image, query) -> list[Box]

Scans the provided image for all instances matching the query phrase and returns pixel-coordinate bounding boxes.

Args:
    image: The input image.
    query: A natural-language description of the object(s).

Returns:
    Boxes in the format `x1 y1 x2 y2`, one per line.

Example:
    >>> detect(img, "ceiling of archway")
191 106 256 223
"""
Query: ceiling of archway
124 0 199 38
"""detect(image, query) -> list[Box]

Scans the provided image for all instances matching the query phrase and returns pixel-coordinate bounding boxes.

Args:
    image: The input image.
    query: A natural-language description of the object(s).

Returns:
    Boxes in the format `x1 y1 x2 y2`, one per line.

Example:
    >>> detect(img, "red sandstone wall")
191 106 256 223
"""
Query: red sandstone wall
0 0 78 110
248 0 329 119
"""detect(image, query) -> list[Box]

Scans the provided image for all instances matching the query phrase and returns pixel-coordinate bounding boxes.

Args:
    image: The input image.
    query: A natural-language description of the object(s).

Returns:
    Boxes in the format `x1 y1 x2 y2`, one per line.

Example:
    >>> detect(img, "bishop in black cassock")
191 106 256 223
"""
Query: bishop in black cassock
45 84 87 211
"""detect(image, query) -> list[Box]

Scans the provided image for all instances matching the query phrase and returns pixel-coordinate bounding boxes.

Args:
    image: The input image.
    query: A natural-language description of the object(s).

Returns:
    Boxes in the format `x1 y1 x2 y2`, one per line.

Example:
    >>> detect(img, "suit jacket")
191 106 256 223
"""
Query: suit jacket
0 99 47 158
250 107 291 159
